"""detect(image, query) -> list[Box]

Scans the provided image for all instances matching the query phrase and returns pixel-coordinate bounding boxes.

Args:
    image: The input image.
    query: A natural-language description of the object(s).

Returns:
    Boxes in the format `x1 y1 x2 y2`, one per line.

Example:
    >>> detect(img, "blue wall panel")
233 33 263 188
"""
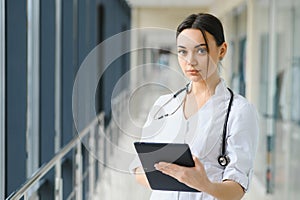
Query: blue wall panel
62 0 76 198
39 0 56 199
97 0 131 125
5 0 27 196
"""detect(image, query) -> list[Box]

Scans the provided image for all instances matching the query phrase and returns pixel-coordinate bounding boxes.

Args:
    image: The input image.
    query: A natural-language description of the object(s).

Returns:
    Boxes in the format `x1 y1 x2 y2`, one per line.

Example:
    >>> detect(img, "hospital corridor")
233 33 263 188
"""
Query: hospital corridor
1 0 300 199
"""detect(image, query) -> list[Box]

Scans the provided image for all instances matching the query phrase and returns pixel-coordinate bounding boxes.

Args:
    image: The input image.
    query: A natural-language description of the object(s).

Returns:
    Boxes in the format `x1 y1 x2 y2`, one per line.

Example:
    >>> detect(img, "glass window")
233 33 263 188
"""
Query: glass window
262 0 300 199
287 0 300 199
255 0 271 190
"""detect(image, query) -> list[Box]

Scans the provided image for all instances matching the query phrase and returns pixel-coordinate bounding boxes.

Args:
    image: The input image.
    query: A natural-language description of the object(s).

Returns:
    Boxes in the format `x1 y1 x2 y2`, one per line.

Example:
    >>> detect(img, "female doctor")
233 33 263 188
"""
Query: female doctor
131 13 259 200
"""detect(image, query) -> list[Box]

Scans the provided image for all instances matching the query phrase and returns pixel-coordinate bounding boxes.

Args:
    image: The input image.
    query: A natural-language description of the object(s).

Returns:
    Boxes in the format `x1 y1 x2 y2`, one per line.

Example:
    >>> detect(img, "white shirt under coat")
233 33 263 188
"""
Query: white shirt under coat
130 79 259 200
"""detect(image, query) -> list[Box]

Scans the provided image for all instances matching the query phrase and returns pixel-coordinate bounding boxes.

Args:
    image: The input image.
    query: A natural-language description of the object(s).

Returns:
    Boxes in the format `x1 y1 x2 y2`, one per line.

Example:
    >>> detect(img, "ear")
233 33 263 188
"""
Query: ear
219 42 227 60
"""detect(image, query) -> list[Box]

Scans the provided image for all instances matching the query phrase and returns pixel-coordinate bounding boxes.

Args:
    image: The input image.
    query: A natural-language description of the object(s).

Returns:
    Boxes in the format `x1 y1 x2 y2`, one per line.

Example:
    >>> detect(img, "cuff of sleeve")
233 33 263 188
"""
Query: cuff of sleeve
222 169 250 192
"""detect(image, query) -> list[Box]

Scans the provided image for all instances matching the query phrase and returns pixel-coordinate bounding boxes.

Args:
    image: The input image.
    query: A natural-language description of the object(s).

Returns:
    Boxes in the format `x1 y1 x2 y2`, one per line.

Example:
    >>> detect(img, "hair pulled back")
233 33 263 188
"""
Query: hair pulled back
176 13 225 51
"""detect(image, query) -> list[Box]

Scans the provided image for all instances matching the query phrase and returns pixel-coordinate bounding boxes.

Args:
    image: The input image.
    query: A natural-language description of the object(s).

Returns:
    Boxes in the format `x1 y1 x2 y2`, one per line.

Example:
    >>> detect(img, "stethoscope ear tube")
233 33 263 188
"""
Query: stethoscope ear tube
154 82 191 120
173 82 191 98
173 87 187 98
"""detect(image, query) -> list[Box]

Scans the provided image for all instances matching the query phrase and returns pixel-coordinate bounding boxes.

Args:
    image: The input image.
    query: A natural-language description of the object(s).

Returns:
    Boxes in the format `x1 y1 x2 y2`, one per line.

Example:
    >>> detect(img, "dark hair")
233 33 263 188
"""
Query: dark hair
176 13 225 52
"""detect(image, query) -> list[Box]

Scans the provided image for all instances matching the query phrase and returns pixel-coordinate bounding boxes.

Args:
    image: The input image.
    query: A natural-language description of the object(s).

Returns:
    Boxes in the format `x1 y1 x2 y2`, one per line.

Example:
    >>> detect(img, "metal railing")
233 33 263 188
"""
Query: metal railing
6 89 129 200
6 112 105 200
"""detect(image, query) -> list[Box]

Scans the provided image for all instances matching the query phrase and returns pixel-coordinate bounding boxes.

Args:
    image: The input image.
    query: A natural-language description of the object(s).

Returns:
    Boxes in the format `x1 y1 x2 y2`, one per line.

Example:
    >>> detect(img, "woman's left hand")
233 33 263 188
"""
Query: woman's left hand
154 156 211 192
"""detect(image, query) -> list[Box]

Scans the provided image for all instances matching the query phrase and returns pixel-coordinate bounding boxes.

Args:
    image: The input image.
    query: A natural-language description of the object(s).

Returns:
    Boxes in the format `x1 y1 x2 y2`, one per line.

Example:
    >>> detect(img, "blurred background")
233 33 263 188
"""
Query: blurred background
1 0 300 199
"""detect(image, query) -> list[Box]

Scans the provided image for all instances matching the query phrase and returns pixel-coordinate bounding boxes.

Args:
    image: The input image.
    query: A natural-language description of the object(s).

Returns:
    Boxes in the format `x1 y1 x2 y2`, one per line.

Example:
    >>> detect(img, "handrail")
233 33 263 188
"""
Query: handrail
6 112 104 200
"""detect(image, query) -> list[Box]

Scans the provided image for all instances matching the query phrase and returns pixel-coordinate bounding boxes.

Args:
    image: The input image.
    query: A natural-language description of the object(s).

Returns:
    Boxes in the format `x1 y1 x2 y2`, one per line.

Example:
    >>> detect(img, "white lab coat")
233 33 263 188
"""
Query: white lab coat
130 79 259 200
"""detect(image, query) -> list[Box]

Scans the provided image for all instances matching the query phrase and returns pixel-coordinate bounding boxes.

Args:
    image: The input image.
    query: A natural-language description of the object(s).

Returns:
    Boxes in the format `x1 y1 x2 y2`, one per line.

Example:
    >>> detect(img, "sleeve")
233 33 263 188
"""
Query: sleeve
128 96 166 174
129 156 142 175
222 102 259 192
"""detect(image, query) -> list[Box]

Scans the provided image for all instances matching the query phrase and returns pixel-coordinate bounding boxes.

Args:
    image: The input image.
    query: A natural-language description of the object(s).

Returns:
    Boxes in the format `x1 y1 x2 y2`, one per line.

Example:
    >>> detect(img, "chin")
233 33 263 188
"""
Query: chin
188 76 205 82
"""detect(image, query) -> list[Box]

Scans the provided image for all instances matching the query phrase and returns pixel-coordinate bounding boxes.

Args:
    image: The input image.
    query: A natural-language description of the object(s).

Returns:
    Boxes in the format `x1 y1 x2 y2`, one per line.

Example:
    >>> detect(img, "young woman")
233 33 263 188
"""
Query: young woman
131 13 259 200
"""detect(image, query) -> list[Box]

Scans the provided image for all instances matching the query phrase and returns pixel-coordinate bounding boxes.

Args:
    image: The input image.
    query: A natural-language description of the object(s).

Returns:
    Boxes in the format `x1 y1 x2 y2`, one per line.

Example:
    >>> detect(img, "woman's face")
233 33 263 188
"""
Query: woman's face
176 28 226 83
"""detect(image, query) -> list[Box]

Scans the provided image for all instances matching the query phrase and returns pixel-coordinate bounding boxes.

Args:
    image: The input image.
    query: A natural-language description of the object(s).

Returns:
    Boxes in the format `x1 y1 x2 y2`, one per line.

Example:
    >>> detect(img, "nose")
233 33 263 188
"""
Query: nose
186 53 197 66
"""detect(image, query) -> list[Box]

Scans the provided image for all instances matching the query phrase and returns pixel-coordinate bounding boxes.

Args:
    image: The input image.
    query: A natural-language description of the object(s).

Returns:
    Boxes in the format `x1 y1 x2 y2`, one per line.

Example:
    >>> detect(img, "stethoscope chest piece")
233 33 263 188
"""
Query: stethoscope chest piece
218 155 230 167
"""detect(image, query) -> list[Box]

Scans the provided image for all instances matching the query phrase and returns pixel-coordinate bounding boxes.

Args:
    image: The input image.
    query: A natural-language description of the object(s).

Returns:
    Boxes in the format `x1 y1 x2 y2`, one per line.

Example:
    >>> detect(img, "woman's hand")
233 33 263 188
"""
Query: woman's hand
134 167 151 189
154 156 210 192
154 156 244 200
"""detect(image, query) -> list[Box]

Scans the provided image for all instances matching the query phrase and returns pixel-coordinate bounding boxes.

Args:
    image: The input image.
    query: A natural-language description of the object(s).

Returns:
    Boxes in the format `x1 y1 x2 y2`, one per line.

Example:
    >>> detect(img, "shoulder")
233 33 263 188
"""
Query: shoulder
227 92 259 142
147 93 174 116
231 92 256 112
153 94 173 106
153 92 184 108
229 92 258 124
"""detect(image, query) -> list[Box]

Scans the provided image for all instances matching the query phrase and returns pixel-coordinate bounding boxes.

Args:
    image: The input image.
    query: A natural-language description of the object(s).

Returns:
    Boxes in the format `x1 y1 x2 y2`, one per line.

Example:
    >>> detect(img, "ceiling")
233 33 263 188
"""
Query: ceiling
126 0 213 8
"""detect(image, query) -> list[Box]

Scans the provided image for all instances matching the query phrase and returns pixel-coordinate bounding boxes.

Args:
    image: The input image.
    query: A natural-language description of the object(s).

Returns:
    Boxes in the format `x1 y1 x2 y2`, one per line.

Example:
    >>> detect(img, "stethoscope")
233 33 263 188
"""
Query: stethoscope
153 83 234 167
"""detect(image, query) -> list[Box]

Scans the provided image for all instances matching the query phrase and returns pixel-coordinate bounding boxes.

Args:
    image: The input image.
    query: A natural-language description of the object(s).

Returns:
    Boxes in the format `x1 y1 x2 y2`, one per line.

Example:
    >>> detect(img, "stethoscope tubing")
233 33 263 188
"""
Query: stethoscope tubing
153 83 234 167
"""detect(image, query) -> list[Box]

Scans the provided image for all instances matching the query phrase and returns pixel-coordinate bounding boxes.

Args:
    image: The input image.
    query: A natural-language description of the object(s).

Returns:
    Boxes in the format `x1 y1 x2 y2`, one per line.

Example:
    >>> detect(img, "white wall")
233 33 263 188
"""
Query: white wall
210 0 245 16
132 7 208 30
211 0 260 105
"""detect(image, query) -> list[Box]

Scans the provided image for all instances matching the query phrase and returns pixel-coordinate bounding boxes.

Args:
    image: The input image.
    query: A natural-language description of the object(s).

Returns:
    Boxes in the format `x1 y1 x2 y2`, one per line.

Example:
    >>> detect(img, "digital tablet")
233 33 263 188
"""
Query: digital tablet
134 142 199 192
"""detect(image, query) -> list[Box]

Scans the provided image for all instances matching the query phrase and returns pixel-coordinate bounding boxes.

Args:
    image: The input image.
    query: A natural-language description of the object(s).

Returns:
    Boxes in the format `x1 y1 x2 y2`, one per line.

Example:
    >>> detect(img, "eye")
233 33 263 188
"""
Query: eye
197 48 207 55
178 49 187 56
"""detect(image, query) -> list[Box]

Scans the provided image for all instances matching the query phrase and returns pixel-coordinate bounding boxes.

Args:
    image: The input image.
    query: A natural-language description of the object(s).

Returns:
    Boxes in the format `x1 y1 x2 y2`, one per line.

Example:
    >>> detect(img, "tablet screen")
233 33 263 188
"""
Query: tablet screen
134 142 199 192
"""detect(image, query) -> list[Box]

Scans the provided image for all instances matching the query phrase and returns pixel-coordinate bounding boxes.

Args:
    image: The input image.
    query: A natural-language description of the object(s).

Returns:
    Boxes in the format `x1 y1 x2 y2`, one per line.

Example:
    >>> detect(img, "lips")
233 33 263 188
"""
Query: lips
186 69 200 74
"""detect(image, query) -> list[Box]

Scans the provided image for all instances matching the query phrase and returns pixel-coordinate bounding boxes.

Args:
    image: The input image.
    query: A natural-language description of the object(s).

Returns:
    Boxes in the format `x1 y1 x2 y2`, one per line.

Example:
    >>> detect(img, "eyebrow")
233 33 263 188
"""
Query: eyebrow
177 43 207 49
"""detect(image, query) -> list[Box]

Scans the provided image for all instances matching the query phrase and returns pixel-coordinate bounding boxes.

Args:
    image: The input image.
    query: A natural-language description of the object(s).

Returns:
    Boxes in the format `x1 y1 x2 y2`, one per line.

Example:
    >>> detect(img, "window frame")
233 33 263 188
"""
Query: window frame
0 0 5 199
26 0 40 179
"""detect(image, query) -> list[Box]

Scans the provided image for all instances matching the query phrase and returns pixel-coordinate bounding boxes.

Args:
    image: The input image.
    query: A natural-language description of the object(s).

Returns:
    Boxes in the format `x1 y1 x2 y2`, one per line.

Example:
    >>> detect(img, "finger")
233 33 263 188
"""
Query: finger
193 156 205 170
155 162 179 170
154 162 169 170
193 156 202 165
155 162 182 175
155 164 179 179
192 155 200 164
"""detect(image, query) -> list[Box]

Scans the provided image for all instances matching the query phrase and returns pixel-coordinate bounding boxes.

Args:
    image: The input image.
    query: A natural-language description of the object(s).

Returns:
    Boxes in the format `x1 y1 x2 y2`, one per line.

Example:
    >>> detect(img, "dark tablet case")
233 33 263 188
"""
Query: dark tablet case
134 142 199 192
